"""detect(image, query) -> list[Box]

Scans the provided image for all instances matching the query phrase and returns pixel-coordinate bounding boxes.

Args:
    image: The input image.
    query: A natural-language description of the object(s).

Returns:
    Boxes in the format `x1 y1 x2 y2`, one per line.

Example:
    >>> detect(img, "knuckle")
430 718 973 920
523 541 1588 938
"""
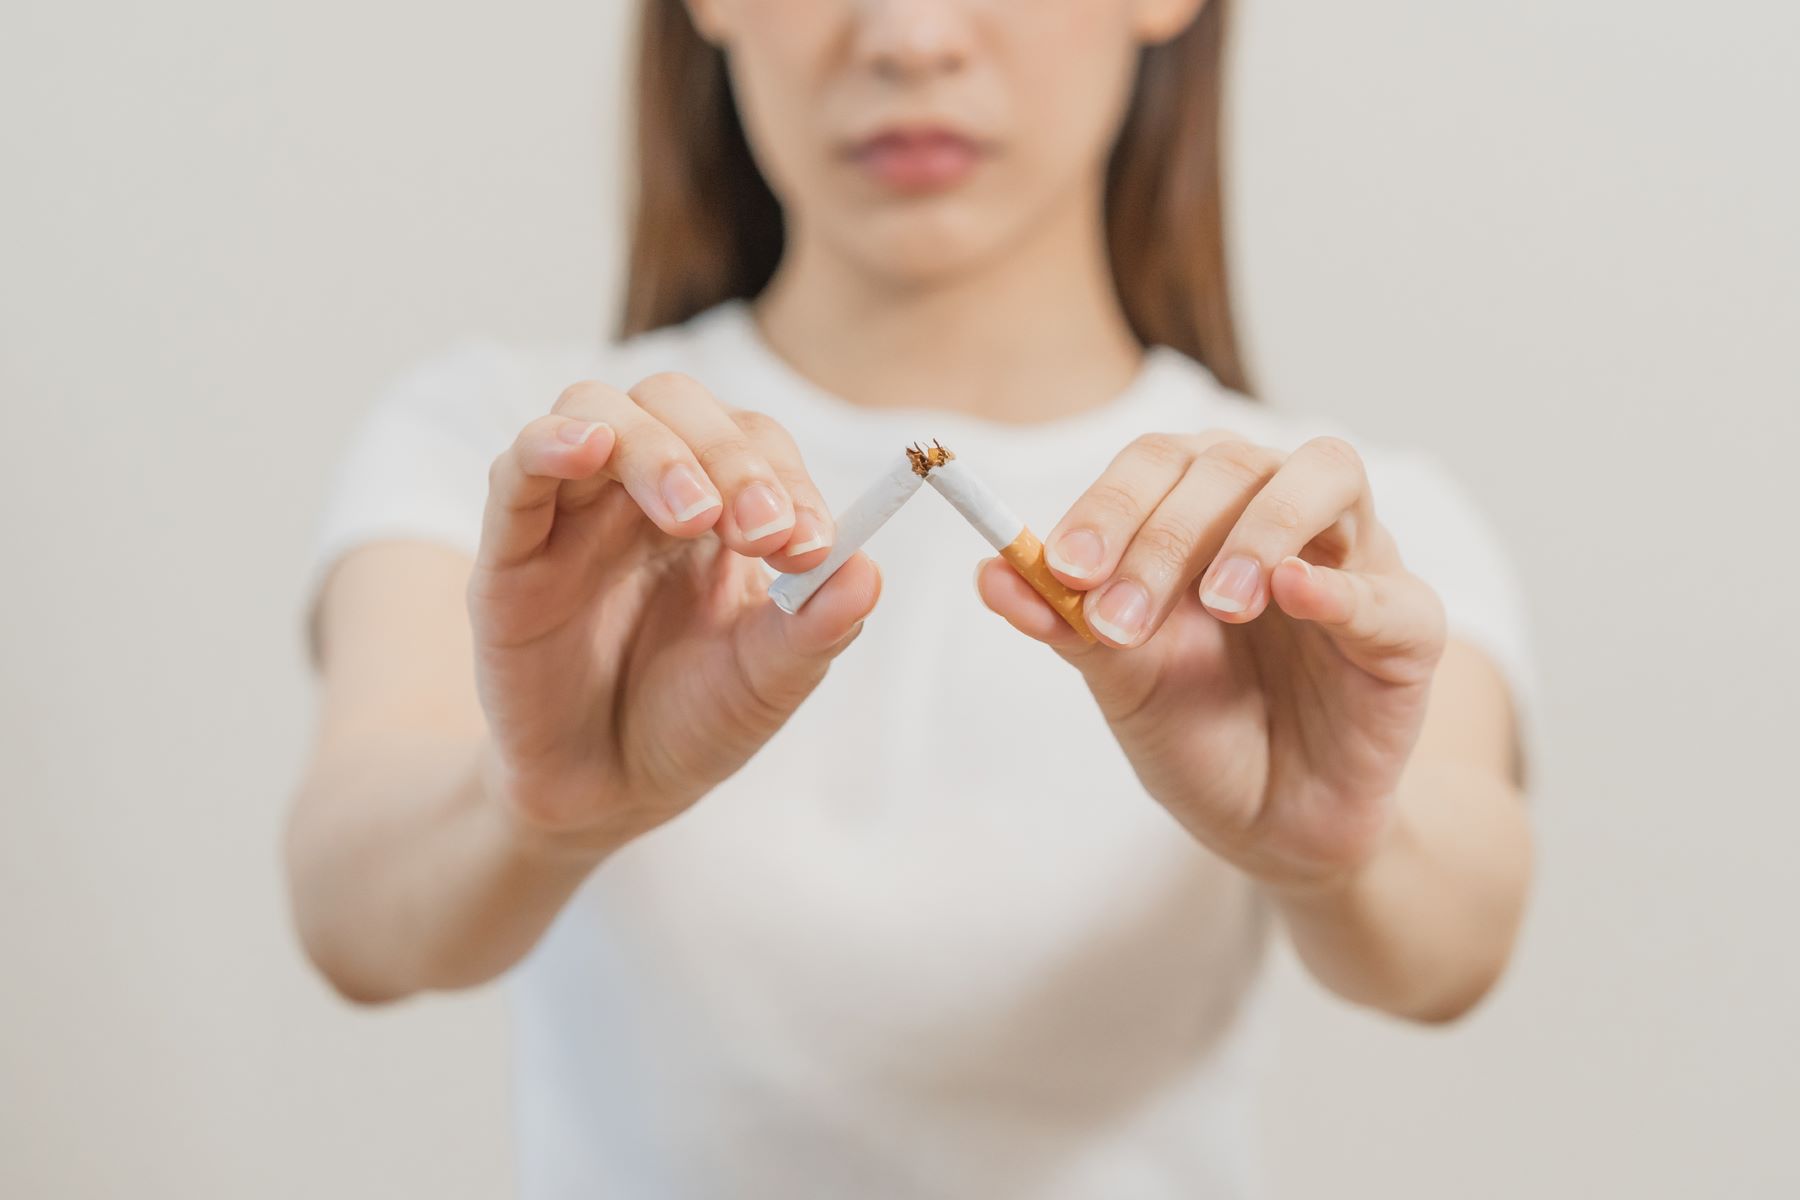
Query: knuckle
731 408 778 437
1366 599 1423 657
1079 478 1147 527
1128 431 1194 471
552 379 610 414
487 451 509 490
1358 575 1445 659
691 432 757 476
1306 434 1365 476
1133 516 1202 583
1200 438 1280 484
1258 490 1308 536
1193 427 1250 457
628 370 702 410
733 408 802 457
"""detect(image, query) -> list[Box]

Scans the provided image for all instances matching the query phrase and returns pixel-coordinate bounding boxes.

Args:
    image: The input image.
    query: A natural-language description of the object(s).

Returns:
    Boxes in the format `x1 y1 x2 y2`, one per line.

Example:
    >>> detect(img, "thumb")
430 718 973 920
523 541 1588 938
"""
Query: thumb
973 554 1179 721
1268 556 1446 683
734 553 883 713
974 555 1107 662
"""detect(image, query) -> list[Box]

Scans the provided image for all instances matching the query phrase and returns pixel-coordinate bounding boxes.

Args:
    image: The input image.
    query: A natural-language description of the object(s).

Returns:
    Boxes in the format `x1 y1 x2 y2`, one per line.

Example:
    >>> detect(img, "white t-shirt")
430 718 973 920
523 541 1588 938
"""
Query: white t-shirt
302 298 1533 1199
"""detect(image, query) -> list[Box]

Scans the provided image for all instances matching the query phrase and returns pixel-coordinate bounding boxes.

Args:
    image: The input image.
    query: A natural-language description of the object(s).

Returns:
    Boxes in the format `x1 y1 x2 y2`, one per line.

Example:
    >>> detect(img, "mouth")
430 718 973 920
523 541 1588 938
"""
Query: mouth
842 123 991 195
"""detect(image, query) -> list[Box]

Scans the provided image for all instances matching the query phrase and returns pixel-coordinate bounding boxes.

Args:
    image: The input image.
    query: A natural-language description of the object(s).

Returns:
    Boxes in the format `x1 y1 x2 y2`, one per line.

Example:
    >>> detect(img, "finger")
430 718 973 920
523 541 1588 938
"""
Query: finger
1198 435 1373 624
734 552 883 708
1039 433 1214 588
732 409 835 572
630 372 798 556
1269 556 1446 682
477 414 619 568
548 379 726 534
1084 439 1284 647
974 555 1098 656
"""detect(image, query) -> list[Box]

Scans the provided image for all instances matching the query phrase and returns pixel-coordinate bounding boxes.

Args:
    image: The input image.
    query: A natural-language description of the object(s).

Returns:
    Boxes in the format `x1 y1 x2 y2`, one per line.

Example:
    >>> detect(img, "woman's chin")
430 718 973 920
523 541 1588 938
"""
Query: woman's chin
834 220 1012 289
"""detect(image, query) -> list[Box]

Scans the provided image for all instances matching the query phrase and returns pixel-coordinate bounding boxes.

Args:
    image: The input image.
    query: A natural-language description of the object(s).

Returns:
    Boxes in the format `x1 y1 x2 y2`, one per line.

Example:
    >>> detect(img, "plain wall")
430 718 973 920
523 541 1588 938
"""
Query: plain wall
3 1 1795 1196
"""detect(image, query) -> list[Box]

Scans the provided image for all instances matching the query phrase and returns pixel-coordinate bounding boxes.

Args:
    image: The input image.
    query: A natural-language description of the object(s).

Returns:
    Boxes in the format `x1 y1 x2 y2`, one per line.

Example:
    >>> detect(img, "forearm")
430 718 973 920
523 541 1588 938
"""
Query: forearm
284 734 615 1003
1267 759 1532 1022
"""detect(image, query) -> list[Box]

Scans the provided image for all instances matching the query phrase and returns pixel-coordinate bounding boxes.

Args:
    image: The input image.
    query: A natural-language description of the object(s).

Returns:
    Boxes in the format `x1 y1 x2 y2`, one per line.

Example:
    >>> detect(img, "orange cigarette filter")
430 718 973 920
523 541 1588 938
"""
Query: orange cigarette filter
909 441 1097 644
999 526 1096 643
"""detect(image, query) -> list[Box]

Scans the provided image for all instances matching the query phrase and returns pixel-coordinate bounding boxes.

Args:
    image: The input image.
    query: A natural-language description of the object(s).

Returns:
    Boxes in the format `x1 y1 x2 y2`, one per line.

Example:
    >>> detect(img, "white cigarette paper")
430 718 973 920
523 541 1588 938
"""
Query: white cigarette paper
920 457 1025 551
922 447 1097 643
767 453 924 614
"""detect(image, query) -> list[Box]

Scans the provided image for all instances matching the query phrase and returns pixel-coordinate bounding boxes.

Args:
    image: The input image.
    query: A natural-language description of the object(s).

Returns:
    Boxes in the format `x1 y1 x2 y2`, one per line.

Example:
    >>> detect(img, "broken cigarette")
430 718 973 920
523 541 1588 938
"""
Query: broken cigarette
767 451 924 615
911 442 1097 643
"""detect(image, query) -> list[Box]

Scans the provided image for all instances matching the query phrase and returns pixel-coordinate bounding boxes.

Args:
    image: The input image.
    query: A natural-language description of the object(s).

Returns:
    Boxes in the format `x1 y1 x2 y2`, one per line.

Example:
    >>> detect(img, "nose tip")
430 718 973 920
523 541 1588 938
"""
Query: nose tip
872 37 966 81
857 3 971 80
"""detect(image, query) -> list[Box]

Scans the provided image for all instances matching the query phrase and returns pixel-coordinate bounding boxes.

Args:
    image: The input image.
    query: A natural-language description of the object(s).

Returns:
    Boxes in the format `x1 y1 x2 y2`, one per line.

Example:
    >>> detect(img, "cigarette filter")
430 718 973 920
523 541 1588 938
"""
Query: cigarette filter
915 444 1097 644
767 452 924 614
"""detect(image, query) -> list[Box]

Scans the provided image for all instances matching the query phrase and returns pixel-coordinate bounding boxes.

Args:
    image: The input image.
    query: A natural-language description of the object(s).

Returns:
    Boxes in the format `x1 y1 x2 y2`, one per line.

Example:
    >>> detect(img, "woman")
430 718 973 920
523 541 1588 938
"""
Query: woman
288 0 1534 1194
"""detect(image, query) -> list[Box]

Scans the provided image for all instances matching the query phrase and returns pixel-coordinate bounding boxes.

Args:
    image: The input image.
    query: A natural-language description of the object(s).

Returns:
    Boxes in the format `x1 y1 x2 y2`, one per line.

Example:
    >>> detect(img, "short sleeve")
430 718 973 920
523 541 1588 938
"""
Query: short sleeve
298 339 525 669
1364 448 1540 776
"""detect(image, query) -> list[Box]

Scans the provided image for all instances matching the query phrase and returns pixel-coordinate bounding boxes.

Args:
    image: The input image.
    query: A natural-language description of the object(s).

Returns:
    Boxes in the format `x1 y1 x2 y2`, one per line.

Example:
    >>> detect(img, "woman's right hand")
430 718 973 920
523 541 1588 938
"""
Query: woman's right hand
467 372 879 856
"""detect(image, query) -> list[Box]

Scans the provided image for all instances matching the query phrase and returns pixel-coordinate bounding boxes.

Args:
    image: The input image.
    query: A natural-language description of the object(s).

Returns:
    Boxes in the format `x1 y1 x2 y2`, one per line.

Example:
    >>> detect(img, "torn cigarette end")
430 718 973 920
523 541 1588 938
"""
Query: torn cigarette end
905 440 954 476
1001 527 1098 643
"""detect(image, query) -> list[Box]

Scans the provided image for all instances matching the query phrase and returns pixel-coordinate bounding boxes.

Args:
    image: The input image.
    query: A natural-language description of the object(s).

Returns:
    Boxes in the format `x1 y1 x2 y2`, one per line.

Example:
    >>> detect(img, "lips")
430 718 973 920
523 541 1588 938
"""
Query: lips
847 126 987 194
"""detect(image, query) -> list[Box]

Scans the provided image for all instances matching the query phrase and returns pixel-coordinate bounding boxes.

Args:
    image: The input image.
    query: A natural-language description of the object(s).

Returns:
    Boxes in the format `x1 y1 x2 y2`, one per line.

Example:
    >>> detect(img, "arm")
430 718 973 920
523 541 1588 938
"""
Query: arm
285 542 618 1004
975 431 1534 1025
1268 639 1531 1022
286 378 875 1005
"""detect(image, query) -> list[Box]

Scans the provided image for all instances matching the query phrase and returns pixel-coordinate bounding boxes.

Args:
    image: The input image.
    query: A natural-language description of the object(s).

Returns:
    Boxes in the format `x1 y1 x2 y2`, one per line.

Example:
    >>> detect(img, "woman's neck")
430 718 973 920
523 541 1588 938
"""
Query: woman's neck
751 184 1145 425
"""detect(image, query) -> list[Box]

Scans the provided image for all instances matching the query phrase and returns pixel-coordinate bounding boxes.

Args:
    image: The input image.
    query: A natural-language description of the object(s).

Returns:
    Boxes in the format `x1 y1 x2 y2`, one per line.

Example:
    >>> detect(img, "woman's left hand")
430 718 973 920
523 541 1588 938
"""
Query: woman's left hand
977 432 1448 893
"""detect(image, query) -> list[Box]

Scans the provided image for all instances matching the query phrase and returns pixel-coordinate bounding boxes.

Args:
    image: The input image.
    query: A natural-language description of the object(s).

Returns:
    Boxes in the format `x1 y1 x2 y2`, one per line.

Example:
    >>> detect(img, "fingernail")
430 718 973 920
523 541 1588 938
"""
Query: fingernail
785 508 830 556
558 420 605 446
661 464 720 523
1202 556 1261 614
1090 579 1150 646
1046 528 1104 580
735 482 793 541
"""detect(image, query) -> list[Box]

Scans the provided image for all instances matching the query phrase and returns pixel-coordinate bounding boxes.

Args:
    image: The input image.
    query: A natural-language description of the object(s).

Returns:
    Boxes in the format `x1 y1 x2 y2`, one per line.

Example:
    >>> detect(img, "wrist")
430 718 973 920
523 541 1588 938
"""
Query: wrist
1254 801 1412 912
473 740 651 869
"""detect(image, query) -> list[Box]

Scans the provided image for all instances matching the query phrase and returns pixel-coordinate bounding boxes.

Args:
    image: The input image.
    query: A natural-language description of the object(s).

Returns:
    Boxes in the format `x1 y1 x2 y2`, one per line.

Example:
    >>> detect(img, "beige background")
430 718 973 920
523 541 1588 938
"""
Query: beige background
3 0 1796 1196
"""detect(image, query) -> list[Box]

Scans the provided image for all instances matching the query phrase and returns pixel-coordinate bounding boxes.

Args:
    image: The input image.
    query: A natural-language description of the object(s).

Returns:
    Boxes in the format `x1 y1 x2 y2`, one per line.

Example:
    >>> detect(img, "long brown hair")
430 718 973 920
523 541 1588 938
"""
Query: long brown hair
620 0 1252 396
